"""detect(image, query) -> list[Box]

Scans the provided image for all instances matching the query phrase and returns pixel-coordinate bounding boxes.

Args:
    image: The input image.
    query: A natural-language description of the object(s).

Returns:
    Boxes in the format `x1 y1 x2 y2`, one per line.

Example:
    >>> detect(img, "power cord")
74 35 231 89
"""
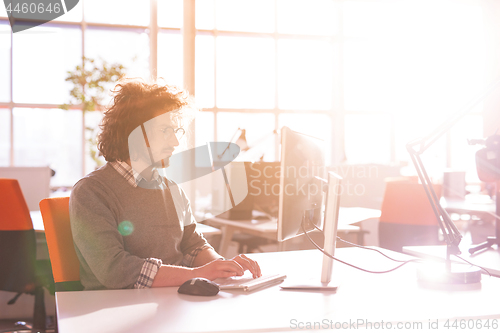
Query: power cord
310 220 410 263
452 254 492 277
306 218 492 276
301 220 422 274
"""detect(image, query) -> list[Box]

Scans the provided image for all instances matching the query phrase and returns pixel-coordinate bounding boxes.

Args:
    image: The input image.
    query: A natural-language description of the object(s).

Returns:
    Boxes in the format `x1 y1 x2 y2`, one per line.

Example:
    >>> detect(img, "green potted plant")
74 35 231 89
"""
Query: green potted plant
60 57 126 170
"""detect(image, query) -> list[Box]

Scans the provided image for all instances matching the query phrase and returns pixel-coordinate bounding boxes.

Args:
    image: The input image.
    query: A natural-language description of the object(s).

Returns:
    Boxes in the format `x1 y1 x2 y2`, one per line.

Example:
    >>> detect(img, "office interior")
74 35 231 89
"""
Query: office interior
2 0 500 331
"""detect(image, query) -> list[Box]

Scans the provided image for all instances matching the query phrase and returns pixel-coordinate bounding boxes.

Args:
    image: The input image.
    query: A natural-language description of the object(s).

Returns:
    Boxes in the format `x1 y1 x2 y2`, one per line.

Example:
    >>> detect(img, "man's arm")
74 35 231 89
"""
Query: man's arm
192 246 224 265
151 247 262 287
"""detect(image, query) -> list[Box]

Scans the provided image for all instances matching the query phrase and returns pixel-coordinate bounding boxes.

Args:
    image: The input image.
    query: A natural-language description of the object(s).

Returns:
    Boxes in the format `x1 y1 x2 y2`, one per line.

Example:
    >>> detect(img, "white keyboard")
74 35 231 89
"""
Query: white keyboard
215 273 287 292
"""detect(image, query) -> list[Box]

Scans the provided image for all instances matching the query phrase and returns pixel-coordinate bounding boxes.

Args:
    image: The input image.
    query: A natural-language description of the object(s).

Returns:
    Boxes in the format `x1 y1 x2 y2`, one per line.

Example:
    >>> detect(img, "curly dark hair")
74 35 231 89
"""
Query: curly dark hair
97 79 193 162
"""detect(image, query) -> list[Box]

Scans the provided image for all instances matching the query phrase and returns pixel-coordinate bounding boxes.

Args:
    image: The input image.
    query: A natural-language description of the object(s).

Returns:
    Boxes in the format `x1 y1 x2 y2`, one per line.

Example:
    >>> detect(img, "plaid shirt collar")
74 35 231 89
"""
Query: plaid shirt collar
109 160 162 188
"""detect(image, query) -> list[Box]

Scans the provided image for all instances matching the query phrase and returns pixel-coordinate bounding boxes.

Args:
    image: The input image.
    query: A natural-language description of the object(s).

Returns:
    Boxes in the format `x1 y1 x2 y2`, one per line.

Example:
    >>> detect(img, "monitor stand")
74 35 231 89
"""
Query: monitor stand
280 172 342 291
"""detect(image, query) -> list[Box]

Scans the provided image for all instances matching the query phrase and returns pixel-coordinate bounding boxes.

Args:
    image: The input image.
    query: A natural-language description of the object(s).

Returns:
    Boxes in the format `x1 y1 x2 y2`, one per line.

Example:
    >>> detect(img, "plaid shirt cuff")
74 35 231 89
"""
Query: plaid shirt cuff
134 258 162 289
182 244 213 267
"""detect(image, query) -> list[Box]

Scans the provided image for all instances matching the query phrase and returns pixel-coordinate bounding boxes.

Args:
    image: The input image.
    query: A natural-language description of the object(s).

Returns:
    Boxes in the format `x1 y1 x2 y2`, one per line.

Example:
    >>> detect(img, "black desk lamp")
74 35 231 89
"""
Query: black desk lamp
406 78 500 285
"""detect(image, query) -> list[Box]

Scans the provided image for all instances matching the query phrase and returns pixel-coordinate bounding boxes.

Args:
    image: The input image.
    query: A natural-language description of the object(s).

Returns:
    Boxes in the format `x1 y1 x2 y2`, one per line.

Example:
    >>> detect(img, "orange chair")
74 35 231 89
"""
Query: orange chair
39 197 83 291
0 178 53 331
378 177 443 252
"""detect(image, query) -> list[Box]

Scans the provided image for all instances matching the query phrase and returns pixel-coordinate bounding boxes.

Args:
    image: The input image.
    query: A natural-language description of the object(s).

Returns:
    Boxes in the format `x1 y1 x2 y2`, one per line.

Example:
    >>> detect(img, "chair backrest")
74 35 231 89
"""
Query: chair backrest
378 177 442 252
39 197 82 290
0 178 37 293
0 178 33 231
0 167 52 211
380 177 442 226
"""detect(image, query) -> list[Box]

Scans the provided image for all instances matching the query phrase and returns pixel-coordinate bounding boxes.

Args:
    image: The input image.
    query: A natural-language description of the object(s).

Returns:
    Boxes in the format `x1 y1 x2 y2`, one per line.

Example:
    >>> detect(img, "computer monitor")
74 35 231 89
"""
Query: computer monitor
278 127 342 289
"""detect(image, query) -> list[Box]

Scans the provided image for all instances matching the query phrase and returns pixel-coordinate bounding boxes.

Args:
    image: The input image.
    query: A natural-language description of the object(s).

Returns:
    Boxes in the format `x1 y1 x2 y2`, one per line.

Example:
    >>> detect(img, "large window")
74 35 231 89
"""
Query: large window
195 0 338 165
0 0 490 188
342 0 486 182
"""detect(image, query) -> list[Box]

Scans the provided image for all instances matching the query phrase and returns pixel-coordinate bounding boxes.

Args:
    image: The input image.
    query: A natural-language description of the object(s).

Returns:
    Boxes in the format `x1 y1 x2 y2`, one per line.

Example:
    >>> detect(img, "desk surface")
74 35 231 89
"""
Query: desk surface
441 195 496 217
207 207 380 255
56 247 500 333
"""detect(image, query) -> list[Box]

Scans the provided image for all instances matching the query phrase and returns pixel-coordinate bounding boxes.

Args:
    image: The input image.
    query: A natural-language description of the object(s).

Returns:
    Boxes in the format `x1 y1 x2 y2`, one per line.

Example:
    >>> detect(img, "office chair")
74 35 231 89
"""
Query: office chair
39 197 83 292
0 178 54 332
378 177 442 252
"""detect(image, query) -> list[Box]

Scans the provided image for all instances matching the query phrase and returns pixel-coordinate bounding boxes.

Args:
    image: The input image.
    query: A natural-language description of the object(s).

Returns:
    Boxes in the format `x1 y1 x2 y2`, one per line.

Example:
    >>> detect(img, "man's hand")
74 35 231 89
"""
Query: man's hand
193 254 262 280
231 254 261 278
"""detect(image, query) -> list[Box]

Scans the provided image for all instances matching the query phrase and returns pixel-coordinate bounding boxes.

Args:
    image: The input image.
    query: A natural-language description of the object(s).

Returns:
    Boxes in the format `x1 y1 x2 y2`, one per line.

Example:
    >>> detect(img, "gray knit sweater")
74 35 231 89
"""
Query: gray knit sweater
69 163 208 290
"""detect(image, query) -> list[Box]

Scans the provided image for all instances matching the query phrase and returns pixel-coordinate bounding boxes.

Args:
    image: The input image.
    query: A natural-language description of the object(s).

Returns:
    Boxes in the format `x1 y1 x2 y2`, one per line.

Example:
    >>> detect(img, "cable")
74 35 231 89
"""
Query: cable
452 254 492 277
301 220 422 274
310 219 413 263
307 217 493 277
335 236 410 263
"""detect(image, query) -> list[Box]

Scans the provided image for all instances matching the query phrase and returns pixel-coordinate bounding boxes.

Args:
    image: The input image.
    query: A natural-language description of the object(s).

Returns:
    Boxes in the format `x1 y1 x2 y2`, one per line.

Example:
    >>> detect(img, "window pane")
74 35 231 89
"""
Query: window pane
84 0 149 26
84 110 104 175
278 39 333 110
53 0 83 22
0 3 7 17
343 0 399 38
158 0 183 28
196 0 214 30
345 114 391 165
195 111 214 146
216 36 275 109
277 0 339 36
158 31 183 87
13 108 82 186
0 23 10 102
278 113 332 164
85 28 150 105
195 34 214 108
215 0 274 33
343 1 485 113
217 112 275 162
0 109 10 166
12 25 81 104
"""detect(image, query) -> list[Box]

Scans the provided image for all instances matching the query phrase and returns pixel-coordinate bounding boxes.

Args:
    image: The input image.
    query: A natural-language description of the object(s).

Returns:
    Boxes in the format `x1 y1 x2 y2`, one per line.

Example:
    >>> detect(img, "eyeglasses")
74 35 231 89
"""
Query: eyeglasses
161 127 185 140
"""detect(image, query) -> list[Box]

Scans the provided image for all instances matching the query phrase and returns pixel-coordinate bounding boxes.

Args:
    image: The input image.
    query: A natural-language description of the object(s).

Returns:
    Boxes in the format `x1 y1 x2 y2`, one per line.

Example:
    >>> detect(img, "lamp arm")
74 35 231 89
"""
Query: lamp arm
406 78 500 256
408 148 462 250
218 127 242 160
241 130 279 156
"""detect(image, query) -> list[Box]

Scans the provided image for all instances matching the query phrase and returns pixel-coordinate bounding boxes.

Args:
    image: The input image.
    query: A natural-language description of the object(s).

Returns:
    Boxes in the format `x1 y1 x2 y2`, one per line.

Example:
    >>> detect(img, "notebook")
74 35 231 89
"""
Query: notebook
214 273 287 292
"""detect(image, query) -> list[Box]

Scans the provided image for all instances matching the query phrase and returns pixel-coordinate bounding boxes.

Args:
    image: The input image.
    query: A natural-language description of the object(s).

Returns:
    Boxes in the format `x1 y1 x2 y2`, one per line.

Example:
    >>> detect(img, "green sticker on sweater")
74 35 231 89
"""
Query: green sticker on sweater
118 220 134 236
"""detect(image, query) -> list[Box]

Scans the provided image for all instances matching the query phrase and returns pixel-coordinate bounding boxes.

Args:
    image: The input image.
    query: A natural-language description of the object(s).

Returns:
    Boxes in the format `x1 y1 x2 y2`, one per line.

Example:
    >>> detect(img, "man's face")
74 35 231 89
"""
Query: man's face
128 111 183 174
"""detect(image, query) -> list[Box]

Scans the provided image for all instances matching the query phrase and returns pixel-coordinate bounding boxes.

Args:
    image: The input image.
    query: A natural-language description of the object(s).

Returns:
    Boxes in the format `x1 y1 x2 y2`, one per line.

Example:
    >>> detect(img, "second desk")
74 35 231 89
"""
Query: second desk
205 207 381 256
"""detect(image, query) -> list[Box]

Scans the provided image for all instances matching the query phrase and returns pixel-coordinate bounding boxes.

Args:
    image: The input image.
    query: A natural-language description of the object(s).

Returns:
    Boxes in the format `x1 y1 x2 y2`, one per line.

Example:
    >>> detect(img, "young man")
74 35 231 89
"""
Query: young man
70 80 261 290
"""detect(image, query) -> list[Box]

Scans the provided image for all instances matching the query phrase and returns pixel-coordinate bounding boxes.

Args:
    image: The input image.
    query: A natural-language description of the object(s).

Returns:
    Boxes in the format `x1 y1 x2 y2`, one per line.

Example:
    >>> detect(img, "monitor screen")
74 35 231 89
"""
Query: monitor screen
278 127 326 242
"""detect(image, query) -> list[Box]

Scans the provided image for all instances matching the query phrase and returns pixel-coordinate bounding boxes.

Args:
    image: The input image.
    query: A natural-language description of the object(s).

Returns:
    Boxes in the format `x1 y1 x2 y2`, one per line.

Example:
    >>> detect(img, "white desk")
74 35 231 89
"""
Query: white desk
56 247 500 333
441 195 496 218
207 207 380 256
30 210 45 233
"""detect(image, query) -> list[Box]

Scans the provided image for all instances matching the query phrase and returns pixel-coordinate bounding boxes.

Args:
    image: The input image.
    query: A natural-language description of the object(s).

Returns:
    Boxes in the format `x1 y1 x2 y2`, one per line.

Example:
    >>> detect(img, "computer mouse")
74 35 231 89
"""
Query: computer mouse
177 278 220 296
